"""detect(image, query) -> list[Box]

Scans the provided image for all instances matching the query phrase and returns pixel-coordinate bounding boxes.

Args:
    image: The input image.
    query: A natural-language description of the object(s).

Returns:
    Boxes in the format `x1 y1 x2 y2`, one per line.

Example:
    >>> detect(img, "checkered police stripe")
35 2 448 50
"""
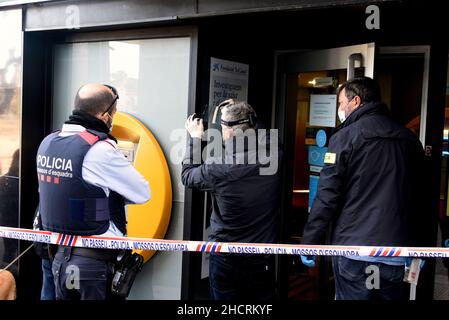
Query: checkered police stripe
0 226 448 258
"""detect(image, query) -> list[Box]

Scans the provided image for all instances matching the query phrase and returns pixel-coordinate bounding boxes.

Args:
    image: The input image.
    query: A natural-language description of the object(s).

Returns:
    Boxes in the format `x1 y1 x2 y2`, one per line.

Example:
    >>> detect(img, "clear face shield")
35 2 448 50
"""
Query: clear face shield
197 101 228 159
200 99 257 159
203 99 234 132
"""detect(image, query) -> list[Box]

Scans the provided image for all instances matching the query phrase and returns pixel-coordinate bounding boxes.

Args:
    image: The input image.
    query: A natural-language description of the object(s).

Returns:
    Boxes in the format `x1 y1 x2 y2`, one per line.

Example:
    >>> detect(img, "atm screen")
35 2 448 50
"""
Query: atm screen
117 140 136 163
111 111 172 263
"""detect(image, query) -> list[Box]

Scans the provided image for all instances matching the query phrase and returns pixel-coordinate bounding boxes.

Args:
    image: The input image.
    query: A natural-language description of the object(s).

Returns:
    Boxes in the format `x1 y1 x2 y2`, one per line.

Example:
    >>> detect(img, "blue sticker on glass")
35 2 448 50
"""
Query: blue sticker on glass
316 129 327 147
308 146 328 167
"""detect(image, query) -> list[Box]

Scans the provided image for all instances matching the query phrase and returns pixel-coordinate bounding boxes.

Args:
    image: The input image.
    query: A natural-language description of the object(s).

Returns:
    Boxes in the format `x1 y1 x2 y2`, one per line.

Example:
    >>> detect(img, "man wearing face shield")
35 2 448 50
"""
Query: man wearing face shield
182 99 282 300
36 83 150 300
301 77 428 300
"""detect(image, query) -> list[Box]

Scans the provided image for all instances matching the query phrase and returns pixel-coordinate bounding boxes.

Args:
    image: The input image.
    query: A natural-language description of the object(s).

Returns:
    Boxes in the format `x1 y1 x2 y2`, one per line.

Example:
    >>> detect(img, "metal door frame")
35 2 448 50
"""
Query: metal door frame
272 43 375 129
271 43 376 299
378 45 430 145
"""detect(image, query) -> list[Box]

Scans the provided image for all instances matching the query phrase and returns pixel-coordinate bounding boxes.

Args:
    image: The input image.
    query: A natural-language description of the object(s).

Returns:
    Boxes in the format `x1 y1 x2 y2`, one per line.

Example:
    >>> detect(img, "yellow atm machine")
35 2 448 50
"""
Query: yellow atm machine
111 111 172 262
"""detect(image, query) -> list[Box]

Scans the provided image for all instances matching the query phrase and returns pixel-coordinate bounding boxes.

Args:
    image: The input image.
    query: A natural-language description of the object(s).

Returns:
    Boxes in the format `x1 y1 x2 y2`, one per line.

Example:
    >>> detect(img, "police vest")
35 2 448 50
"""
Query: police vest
36 129 126 235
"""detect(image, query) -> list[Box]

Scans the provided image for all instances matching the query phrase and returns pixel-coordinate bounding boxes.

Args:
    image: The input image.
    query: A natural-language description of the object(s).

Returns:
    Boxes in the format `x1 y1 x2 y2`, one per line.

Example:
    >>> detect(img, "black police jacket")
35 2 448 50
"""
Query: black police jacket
37 130 126 236
181 131 282 244
302 101 427 247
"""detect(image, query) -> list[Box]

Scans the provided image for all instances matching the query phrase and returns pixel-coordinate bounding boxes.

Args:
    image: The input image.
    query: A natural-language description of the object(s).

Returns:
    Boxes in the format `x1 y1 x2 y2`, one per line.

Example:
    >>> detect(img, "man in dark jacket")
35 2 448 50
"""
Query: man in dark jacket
301 77 426 300
182 99 282 300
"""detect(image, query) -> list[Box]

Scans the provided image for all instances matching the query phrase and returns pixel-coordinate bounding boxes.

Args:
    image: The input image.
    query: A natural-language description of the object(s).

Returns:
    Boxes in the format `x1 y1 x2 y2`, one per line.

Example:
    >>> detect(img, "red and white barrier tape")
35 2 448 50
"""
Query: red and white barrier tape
0 226 448 258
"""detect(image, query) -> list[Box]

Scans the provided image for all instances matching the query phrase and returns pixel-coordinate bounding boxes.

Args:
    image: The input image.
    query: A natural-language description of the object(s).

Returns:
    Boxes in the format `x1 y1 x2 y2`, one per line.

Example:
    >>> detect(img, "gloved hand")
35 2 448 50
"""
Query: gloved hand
185 114 204 139
405 257 425 269
444 239 449 248
300 255 316 268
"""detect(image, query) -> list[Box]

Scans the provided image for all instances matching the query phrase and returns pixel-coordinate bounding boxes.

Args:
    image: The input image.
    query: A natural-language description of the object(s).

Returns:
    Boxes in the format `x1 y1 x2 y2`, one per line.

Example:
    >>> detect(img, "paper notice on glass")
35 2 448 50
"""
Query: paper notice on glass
309 94 337 128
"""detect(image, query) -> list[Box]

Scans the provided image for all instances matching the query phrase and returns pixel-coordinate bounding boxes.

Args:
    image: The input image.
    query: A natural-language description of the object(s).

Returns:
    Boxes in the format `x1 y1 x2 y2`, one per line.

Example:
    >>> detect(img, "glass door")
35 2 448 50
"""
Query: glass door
0 9 22 277
275 43 375 299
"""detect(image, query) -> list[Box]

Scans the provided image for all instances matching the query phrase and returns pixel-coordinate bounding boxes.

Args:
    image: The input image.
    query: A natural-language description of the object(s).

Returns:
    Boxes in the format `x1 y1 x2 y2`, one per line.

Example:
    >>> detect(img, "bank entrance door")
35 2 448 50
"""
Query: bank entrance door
274 44 431 299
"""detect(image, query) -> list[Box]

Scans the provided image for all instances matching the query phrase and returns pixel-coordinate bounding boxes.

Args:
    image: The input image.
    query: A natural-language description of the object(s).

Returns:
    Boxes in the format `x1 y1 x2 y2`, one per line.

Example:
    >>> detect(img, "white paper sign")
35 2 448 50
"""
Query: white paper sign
209 57 249 108
309 94 337 128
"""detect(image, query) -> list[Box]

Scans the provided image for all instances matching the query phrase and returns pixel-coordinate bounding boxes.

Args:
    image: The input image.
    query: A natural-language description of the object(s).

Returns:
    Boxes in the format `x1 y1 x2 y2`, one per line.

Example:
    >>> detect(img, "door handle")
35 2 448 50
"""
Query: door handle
347 53 363 79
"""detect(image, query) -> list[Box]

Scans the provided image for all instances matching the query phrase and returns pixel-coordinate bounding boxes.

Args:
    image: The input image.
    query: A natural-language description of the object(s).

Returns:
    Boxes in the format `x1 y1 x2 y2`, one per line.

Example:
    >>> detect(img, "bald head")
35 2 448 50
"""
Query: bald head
74 83 117 116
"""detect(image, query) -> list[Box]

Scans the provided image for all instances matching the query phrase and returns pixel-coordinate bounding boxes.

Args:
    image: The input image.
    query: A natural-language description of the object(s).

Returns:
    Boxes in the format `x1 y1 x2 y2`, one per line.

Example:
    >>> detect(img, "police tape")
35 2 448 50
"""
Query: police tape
0 226 448 258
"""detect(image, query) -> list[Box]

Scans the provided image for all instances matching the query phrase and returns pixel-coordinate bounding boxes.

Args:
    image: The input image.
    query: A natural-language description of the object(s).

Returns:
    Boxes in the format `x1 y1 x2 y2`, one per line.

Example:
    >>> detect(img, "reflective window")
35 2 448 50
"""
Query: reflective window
52 37 191 298
435 59 449 300
0 9 22 270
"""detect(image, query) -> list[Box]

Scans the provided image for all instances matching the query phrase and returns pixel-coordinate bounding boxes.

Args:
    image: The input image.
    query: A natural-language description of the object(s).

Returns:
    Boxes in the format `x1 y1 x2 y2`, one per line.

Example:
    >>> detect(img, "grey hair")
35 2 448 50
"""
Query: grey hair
221 100 257 133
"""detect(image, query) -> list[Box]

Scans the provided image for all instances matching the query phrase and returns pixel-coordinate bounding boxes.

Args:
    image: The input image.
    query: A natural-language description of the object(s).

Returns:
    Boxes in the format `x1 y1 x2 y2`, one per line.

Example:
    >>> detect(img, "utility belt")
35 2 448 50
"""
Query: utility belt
56 246 118 262
55 245 144 298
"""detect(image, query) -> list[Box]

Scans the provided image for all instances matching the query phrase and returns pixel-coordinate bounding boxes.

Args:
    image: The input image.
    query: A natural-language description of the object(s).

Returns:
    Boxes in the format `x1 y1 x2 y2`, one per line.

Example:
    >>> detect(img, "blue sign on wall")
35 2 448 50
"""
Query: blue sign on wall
316 129 327 147
308 146 328 167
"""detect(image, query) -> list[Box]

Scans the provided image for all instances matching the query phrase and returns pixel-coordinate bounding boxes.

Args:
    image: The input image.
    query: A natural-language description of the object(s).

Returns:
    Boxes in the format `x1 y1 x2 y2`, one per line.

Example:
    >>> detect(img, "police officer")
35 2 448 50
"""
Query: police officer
36 83 150 300
182 99 282 300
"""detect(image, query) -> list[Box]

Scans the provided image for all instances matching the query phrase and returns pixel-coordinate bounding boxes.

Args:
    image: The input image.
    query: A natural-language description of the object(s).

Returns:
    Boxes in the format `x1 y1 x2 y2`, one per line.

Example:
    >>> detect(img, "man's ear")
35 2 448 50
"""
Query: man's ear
96 112 108 123
354 95 362 107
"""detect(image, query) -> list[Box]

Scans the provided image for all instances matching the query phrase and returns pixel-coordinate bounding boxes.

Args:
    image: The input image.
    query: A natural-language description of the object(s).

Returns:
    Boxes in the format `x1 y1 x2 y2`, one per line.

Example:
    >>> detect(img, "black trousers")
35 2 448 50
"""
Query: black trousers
209 253 276 300
332 256 407 300
52 248 115 300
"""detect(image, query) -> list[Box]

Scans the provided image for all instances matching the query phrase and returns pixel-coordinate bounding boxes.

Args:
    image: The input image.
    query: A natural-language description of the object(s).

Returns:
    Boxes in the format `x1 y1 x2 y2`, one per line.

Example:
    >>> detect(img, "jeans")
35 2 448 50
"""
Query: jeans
209 253 275 300
52 248 114 300
332 256 407 300
41 258 56 300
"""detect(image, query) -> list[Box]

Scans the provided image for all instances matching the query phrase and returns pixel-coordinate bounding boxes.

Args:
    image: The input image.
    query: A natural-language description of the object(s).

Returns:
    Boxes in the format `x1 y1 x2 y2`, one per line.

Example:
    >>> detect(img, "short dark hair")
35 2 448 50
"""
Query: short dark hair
74 87 113 115
338 76 381 104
